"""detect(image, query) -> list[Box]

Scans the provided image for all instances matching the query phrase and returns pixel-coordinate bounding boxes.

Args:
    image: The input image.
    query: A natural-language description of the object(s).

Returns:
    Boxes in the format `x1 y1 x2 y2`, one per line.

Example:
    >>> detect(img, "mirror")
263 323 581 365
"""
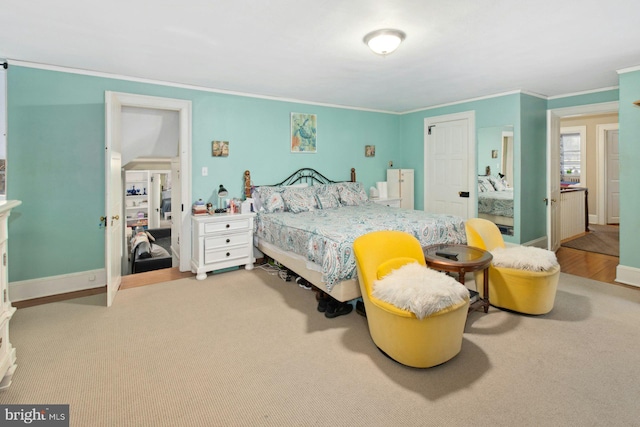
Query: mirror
477 126 514 235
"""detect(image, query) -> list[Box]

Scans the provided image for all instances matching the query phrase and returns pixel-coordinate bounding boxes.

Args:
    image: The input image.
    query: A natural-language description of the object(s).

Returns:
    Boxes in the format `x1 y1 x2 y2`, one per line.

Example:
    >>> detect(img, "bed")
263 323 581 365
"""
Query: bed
246 168 467 302
477 175 513 231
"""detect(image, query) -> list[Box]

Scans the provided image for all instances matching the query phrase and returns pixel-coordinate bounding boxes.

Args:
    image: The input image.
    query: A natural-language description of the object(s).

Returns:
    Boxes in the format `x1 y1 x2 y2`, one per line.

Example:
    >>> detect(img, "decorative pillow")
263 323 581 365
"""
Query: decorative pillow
490 246 559 272
487 175 508 191
372 261 469 319
315 193 340 209
254 186 285 213
282 186 318 213
478 176 494 192
315 184 341 209
337 182 369 206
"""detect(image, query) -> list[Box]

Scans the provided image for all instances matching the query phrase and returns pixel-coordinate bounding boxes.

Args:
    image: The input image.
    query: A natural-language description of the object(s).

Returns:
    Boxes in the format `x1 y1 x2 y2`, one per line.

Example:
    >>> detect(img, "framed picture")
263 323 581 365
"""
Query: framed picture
291 113 317 153
491 149 498 159
212 141 229 157
365 145 376 157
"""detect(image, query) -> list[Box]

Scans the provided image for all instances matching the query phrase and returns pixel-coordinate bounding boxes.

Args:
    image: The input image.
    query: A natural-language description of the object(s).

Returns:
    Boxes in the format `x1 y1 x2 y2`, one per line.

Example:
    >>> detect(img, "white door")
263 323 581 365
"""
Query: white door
171 157 181 266
606 129 620 224
424 113 474 219
547 111 561 251
149 172 164 229
400 169 414 209
105 92 124 307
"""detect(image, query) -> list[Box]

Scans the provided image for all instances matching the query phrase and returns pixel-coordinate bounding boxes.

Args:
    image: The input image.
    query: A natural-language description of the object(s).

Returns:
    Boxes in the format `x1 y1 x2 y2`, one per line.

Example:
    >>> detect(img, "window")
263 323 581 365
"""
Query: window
560 126 586 185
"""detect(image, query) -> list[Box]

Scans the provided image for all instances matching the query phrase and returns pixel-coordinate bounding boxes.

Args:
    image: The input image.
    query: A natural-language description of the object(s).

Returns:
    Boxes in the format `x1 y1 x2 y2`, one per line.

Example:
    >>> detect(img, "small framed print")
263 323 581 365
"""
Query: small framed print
365 145 375 157
212 140 229 157
491 150 498 159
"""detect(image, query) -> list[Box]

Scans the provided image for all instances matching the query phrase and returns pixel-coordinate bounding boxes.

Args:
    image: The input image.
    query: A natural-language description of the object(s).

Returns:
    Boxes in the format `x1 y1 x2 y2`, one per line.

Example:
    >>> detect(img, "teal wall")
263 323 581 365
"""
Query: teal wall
618 70 640 269
519 94 548 243
7 66 399 282
547 89 619 110
7 64 637 285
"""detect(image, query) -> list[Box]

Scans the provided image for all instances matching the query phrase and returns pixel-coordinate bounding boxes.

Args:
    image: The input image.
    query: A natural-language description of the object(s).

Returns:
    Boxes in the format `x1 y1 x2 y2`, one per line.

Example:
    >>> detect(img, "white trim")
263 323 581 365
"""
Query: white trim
423 110 475 219
615 264 640 288
9 269 106 302
547 86 619 100
616 65 640 75
560 125 587 187
7 59 395 115
596 123 619 225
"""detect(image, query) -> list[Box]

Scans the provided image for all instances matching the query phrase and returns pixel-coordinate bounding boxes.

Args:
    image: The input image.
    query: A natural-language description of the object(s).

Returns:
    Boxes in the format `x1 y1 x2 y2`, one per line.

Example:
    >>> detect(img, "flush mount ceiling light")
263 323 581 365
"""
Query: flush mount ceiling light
363 29 406 56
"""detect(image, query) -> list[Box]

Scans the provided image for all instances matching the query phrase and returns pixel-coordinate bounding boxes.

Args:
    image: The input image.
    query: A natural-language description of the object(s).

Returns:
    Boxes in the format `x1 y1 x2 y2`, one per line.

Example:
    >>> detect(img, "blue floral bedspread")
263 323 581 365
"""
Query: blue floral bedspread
255 203 466 291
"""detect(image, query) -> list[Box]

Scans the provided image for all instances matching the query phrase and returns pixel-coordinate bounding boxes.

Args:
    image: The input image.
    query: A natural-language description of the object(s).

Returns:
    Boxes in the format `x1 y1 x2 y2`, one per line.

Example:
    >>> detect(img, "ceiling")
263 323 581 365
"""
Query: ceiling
2 0 639 113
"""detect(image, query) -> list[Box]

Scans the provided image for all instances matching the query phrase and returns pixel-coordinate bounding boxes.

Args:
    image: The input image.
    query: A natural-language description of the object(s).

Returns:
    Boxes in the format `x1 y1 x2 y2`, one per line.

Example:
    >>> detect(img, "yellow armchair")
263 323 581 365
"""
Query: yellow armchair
465 218 560 315
353 231 469 368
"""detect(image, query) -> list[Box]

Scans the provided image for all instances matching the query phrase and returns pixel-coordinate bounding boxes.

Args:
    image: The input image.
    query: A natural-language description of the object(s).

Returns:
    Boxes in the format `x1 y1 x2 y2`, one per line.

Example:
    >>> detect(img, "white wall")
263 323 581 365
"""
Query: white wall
121 106 179 166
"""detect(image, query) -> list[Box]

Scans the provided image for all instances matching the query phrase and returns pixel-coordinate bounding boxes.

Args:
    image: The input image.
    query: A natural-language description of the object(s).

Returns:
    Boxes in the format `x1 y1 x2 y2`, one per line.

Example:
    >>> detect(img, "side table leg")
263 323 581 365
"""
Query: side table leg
483 267 490 313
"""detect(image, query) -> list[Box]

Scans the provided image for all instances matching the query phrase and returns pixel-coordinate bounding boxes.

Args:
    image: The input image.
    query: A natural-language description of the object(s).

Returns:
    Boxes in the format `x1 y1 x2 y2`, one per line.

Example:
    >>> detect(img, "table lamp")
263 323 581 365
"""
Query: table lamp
217 184 228 211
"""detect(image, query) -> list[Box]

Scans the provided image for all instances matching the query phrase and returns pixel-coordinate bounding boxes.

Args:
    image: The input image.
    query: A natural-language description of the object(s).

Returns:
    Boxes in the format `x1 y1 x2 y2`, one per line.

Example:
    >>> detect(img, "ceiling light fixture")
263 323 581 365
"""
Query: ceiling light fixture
363 29 406 56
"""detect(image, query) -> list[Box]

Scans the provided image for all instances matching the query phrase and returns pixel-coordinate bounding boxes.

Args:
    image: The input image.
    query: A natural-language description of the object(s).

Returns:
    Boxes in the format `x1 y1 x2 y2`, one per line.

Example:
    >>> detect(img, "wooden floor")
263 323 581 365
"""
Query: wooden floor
120 267 192 290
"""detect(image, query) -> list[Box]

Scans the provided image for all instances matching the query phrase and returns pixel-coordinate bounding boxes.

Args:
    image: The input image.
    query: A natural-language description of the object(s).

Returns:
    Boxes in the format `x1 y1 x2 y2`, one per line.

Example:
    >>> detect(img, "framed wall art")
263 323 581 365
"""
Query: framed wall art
365 145 375 157
212 140 229 157
291 113 317 153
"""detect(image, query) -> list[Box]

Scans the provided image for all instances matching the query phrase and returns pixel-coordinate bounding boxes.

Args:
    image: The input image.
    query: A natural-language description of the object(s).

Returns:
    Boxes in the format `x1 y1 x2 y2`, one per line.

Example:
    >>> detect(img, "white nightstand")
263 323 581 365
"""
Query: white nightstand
372 198 401 208
191 212 256 280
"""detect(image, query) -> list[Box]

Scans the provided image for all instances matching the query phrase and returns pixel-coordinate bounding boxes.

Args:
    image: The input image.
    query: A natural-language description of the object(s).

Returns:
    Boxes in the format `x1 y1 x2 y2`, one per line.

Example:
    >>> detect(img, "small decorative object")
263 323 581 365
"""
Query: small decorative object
491 150 498 159
212 140 229 157
365 145 376 157
291 113 317 153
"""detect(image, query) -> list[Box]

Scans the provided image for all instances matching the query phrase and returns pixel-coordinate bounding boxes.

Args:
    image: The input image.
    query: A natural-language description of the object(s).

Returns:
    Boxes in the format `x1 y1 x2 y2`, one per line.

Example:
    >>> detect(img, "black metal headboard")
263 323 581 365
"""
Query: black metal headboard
271 168 349 186
243 168 356 198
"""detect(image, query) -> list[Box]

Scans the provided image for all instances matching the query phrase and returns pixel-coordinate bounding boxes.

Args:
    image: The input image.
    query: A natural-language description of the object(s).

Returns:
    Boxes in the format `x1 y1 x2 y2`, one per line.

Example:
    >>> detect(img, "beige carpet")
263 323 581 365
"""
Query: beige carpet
1 268 640 426
561 224 619 256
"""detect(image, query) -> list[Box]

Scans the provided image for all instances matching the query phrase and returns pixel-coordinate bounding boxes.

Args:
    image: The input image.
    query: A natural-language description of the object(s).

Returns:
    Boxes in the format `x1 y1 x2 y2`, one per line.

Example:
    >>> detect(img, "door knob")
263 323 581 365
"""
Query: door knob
111 215 120 220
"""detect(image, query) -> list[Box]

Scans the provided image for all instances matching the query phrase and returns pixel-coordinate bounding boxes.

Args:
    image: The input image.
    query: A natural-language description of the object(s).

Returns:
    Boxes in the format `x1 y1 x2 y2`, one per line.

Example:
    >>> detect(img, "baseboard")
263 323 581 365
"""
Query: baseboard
615 264 640 288
522 236 548 249
9 269 106 302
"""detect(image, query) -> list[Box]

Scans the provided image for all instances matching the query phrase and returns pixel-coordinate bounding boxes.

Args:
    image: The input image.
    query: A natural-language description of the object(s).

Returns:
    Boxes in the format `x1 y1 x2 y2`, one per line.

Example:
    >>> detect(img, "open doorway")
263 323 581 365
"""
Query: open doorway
104 92 192 306
559 115 619 259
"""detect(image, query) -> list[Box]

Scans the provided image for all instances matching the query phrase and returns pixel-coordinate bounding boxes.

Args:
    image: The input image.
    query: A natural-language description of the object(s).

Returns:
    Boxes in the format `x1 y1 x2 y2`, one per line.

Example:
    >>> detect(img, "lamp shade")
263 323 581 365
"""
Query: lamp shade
218 185 228 197
363 29 406 55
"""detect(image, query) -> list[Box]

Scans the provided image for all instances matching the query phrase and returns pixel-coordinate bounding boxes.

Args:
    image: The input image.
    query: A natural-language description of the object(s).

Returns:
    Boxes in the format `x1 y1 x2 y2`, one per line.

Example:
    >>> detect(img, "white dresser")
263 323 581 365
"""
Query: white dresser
0 200 21 390
191 212 256 280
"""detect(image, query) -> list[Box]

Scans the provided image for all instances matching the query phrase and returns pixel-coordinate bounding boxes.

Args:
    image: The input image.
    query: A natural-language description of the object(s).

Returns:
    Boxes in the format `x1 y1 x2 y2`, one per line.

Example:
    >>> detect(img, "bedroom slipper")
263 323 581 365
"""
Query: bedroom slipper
296 277 312 290
325 301 353 318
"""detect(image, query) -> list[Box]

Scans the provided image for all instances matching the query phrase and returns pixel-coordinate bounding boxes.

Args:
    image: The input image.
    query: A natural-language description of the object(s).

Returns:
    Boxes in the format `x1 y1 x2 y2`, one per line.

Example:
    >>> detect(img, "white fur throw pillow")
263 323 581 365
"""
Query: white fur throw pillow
372 262 469 319
490 246 559 272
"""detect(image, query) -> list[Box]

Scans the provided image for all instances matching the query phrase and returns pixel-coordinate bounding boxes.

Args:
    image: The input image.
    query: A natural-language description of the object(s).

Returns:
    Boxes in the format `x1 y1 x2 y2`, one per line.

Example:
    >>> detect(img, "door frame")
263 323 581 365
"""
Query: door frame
105 92 192 291
546 101 618 248
424 111 476 219
597 123 619 224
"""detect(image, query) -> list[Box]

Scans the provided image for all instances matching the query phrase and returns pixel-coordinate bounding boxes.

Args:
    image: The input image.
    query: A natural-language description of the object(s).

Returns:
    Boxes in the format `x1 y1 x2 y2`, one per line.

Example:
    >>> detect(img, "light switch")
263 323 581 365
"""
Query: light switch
202 167 208 176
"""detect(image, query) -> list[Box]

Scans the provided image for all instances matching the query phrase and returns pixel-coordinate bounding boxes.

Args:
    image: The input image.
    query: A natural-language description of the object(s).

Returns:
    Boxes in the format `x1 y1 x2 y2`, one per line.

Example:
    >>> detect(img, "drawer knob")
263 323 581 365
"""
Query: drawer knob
226 252 230 257
225 224 230 228
226 238 230 243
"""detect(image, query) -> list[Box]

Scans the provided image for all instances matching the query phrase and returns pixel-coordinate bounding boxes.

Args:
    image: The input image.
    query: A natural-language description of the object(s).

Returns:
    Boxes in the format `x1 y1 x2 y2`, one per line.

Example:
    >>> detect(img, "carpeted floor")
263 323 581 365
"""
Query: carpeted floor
561 224 619 257
1 268 639 426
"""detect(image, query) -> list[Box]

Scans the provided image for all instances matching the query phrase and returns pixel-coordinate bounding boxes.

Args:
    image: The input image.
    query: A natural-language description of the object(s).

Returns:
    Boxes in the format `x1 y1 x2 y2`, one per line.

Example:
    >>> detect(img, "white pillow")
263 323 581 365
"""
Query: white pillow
490 246 559 272
372 262 469 319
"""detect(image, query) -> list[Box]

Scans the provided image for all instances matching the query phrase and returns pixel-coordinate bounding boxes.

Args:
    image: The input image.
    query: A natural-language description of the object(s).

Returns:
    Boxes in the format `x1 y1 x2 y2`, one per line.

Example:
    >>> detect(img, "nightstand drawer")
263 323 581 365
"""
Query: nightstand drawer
204 246 250 264
204 218 250 234
204 233 250 250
